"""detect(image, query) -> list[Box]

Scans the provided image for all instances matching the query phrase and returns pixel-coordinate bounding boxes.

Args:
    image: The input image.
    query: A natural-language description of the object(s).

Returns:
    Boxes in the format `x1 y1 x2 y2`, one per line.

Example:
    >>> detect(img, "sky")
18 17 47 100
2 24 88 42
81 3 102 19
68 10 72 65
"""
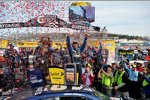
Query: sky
0 1 150 37
91 1 150 36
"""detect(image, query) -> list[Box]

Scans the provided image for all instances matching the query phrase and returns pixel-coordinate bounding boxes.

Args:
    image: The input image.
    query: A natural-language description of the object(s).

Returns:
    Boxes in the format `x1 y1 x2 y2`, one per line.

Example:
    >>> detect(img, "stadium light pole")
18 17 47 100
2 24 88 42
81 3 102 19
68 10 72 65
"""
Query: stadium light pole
102 26 108 39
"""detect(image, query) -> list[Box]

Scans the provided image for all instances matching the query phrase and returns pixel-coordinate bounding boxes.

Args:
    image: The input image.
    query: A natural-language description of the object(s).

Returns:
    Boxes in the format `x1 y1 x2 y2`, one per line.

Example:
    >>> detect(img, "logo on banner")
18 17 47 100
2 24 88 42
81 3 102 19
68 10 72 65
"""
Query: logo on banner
18 42 24 45
37 15 58 28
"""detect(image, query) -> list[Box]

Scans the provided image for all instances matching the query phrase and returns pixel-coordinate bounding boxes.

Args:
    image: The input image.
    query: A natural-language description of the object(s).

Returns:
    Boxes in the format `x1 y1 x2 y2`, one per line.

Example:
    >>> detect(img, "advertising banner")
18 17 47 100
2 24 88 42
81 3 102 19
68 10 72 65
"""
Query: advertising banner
88 40 99 47
53 42 67 49
49 66 65 85
17 41 38 48
0 40 8 48
27 69 45 88
119 51 126 55
0 15 99 31
102 40 116 64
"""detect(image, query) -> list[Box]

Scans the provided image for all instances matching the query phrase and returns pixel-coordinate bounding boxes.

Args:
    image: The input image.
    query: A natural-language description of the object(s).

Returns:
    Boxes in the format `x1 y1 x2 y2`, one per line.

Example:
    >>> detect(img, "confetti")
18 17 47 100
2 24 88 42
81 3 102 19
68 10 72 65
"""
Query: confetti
0 1 93 40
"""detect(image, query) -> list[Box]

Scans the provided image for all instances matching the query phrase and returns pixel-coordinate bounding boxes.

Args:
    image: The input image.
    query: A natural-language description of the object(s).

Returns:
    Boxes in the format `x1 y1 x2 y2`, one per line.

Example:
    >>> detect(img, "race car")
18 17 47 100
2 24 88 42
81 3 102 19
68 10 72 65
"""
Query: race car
10 85 112 100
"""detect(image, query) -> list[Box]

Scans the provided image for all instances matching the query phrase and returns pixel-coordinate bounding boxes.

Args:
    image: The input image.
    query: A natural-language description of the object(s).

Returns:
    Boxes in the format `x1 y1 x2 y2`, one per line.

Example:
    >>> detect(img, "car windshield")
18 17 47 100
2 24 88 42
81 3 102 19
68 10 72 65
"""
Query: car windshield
40 97 91 100
91 88 111 100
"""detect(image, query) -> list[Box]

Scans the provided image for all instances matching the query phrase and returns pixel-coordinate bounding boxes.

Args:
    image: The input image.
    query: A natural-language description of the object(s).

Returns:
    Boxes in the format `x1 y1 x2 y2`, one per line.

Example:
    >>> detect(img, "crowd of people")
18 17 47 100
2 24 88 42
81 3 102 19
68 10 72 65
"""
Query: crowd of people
0 33 150 100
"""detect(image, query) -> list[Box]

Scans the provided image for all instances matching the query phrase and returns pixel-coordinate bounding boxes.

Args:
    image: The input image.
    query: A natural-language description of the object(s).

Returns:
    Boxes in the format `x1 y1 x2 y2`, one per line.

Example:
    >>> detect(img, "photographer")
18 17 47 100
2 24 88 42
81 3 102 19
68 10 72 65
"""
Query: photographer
82 63 94 86
98 65 113 96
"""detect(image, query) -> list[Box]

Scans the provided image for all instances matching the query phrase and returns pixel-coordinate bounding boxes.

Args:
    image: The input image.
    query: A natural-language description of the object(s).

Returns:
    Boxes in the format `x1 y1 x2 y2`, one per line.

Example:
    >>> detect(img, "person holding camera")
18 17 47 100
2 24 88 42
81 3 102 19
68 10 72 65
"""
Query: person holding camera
82 63 94 86
98 65 113 96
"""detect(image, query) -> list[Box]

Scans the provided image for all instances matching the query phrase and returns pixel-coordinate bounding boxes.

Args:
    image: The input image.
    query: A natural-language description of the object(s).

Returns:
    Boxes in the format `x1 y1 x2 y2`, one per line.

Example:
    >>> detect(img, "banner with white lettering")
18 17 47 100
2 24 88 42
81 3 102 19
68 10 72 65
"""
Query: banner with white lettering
0 15 100 31
27 69 45 88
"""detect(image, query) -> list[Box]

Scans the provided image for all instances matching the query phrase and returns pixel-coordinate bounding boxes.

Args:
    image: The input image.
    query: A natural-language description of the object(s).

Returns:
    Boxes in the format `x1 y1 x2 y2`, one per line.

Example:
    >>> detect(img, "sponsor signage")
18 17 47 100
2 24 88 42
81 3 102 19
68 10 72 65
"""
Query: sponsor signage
49 66 65 85
0 15 99 31
17 41 38 48
0 23 20 29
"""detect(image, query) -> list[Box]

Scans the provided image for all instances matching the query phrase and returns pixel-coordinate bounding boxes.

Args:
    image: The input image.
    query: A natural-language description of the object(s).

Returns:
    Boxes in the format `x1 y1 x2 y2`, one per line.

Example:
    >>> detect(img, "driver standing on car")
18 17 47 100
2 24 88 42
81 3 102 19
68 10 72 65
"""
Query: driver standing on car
66 33 89 85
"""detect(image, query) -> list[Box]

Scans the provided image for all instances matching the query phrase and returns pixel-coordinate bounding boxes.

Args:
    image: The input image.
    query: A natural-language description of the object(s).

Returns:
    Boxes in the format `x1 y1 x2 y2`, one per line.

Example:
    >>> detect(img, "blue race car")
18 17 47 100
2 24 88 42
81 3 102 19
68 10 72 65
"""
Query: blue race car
14 85 112 100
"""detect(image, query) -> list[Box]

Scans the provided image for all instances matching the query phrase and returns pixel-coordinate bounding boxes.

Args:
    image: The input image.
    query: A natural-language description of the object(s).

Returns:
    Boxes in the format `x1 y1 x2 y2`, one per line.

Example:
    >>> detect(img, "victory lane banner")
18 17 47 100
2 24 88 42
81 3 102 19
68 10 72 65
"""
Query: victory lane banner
0 15 100 31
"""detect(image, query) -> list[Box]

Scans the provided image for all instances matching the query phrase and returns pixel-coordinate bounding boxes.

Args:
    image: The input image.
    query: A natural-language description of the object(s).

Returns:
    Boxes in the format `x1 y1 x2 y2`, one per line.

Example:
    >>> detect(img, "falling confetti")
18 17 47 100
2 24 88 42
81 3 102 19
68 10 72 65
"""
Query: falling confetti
0 1 95 41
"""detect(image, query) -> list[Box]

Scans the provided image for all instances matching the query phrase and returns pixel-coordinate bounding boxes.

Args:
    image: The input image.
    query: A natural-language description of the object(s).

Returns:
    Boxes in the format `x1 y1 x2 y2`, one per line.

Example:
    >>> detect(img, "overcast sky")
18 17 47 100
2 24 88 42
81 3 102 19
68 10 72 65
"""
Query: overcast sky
91 1 150 36
0 1 150 37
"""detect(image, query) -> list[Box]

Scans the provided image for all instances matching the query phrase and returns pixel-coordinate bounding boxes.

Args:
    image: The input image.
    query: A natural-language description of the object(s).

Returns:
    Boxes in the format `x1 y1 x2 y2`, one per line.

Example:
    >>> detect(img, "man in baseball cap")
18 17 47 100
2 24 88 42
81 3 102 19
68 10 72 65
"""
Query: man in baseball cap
114 64 129 97
66 33 89 85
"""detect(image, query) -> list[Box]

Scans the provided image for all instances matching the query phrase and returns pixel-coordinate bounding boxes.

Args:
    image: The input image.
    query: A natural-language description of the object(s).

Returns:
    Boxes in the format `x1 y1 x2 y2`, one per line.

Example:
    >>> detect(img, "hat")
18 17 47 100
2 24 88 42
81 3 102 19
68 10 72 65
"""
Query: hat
86 63 91 68
72 41 78 44
112 63 116 66
118 65 123 69
132 64 136 68
118 63 124 69
9 43 14 47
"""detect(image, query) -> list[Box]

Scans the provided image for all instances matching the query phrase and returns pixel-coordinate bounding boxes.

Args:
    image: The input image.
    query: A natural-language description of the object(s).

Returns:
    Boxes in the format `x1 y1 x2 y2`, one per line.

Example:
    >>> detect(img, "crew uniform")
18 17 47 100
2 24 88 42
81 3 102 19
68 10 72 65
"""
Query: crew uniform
98 66 113 97
142 74 150 98
114 67 129 97
101 72 113 96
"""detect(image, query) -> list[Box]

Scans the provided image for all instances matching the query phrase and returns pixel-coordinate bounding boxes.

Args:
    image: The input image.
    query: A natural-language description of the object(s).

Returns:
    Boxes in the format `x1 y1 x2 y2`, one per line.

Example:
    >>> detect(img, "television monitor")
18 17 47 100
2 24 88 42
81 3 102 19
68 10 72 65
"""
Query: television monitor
69 6 95 23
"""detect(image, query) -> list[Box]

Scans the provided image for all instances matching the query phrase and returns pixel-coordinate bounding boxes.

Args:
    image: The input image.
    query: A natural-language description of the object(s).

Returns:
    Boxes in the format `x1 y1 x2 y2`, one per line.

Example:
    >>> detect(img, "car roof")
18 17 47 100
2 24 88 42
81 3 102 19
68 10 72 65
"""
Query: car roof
34 85 95 96
129 60 148 64
11 85 111 100
24 85 101 100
